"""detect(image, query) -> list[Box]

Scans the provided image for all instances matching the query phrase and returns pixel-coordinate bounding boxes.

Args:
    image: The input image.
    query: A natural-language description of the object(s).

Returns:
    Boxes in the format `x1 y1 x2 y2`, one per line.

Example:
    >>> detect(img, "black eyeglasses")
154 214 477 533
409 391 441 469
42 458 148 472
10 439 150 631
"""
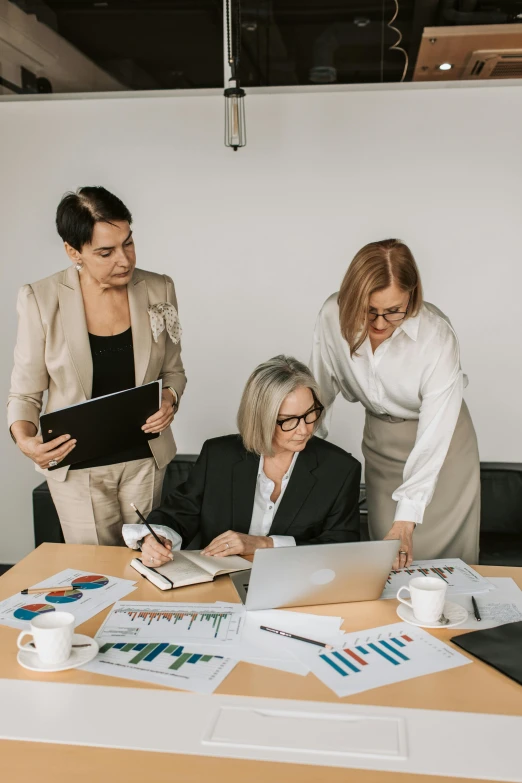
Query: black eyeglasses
368 295 411 324
276 405 324 432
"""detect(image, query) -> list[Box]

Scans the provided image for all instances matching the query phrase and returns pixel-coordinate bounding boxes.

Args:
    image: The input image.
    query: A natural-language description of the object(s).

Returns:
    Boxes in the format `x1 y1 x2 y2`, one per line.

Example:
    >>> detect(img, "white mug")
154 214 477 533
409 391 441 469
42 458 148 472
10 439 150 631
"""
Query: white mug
17 611 74 665
396 577 447 623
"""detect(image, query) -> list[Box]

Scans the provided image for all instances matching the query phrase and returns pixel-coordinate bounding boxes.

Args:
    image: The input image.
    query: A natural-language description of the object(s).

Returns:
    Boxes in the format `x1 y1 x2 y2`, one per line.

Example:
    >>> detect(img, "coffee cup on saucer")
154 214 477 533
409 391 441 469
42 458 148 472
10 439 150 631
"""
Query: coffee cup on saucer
397 577 447 624
17 611 74 665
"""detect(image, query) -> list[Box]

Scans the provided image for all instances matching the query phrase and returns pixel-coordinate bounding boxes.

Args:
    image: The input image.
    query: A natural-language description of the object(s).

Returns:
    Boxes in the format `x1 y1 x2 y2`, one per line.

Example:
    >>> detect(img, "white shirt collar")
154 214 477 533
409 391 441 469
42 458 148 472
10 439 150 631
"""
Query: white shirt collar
397 311 421 342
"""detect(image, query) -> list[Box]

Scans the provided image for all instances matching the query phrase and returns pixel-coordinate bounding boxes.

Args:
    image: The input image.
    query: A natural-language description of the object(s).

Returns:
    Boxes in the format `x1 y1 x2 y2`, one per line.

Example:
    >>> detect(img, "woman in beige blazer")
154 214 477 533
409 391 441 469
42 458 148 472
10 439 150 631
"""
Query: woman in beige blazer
8 186 187 546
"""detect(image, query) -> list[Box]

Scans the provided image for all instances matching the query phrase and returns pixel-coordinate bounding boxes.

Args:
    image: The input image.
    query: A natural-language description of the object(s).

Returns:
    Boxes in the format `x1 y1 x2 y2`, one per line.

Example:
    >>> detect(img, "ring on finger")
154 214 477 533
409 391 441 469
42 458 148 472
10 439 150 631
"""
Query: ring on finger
48 459 58 468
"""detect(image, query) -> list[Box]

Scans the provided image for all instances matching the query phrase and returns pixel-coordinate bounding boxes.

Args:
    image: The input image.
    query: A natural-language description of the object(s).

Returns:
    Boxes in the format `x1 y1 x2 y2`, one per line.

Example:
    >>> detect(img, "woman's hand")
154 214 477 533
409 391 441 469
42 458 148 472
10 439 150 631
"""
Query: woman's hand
141 533 174 566
142 390 175 434
384 521 415 569
16 431 77 469
202 531 274 557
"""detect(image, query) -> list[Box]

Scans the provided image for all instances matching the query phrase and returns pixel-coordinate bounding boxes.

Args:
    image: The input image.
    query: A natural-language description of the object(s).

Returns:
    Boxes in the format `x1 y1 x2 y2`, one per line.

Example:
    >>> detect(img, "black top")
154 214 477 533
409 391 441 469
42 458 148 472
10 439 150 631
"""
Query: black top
70 327 150 470
147 434 362 548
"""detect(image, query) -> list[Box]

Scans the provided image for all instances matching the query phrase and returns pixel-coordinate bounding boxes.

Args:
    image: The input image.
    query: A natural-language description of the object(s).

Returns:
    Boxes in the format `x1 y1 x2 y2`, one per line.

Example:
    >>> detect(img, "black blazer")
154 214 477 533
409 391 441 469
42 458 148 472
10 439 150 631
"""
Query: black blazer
148 434 361 548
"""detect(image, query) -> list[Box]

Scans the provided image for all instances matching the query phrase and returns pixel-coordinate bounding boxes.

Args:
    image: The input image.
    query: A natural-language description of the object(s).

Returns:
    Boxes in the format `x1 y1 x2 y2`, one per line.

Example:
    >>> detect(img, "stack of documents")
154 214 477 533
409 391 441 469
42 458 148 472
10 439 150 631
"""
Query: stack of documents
78 564 522 698
84 601 245 694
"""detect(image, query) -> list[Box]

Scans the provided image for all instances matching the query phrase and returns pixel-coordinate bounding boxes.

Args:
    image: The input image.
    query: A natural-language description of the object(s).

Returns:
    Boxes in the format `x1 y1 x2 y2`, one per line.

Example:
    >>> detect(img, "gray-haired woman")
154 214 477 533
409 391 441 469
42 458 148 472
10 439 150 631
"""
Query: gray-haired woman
123 356 361 566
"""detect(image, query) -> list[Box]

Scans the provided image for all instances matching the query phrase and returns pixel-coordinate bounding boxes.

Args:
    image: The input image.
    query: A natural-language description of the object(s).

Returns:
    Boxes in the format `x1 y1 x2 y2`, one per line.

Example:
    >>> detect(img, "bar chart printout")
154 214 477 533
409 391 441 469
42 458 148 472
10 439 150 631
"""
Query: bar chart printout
291 622 471 698
84 639 237 694
380 559 494 599
95 602 245 650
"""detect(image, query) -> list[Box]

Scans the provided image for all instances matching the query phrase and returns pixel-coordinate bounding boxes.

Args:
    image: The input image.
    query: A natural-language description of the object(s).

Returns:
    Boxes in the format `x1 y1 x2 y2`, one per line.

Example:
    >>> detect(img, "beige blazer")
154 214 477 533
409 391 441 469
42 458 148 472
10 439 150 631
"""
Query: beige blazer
7 266 187 482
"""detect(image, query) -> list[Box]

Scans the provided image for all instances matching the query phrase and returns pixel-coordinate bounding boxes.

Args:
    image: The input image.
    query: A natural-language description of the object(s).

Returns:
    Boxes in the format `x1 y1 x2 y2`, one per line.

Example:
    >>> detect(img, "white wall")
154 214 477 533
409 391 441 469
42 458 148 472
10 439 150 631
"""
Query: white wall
1 82 521 563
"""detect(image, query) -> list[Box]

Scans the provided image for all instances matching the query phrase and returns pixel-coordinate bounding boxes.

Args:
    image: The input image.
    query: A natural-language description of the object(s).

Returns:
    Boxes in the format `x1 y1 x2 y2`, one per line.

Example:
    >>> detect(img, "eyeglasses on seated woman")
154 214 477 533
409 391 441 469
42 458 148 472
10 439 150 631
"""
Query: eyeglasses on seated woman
123 355 361 566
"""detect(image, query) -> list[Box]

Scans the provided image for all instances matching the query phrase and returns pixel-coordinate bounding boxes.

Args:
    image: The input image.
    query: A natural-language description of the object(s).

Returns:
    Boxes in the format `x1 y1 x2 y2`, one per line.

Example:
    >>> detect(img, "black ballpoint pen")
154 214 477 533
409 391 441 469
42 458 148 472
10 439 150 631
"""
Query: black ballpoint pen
130 502 165 548
471 596 482 622
260 626 333 650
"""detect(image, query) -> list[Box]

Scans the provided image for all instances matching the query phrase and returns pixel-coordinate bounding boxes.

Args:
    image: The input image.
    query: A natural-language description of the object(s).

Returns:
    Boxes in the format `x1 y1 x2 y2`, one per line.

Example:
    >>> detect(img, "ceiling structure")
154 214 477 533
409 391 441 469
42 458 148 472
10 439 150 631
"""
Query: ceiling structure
8 0 522 91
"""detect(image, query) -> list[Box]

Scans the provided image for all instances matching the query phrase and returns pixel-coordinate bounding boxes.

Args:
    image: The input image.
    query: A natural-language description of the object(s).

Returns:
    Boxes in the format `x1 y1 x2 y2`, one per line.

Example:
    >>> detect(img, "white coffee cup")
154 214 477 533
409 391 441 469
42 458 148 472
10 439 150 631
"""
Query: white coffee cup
396 577 448 624
17 611 75 665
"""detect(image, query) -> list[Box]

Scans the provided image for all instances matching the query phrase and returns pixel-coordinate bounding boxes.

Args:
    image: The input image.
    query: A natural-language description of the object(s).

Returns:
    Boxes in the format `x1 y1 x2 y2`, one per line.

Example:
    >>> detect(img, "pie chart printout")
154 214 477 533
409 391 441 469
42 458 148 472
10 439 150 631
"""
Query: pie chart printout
71 575 109 590
45 589 83 604
0 569 136 632
13 604 56 621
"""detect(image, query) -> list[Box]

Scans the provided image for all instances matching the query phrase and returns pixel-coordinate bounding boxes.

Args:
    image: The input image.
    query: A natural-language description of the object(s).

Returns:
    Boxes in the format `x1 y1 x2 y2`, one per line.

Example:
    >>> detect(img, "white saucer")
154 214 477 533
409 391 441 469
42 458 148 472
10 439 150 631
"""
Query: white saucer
17 633 99 672
397 601 468 629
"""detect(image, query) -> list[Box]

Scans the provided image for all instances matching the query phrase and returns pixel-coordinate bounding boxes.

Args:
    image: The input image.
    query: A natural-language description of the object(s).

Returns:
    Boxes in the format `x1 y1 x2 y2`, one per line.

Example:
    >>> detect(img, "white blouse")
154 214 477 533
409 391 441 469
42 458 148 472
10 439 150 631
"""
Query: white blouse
310 294 466 525
249 453 299 547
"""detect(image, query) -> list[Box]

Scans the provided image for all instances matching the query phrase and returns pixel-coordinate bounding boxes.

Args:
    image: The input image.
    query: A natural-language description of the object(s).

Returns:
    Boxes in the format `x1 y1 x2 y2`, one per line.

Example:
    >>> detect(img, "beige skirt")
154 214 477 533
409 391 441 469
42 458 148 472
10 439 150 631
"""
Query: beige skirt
362 402 480 563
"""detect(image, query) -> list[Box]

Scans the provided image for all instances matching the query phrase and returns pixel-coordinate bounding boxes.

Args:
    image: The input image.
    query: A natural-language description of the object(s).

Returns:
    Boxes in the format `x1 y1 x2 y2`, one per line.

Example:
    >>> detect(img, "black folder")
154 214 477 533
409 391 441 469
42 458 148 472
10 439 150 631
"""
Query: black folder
451 621 522 686
41 382 161 470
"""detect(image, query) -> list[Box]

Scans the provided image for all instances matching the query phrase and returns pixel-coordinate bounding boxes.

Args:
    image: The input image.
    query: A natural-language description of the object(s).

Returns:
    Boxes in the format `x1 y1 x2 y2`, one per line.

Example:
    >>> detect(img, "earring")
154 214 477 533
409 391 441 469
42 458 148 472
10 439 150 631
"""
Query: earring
75 263 83 271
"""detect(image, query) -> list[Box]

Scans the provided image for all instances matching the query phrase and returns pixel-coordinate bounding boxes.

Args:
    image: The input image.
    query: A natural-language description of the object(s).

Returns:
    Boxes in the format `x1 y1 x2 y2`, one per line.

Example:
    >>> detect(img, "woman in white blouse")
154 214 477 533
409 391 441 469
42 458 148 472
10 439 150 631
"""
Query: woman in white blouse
123 356 361 565
311 239 480 569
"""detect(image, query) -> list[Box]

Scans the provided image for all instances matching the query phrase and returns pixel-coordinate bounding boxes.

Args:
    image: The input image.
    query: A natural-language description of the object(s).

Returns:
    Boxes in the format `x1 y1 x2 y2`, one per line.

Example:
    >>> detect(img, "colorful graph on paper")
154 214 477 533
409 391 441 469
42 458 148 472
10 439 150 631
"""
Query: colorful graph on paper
380 558 494 599
84 638 237 694
388 566 455 583
98 641 224 670
95 602 245 650
292 622 471 697
0 569 136 631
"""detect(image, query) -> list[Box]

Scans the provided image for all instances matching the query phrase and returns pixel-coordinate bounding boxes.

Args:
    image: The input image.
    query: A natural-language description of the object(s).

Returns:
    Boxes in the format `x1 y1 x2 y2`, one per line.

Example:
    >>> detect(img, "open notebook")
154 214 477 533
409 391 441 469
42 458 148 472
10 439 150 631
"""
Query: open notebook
130 550 252 591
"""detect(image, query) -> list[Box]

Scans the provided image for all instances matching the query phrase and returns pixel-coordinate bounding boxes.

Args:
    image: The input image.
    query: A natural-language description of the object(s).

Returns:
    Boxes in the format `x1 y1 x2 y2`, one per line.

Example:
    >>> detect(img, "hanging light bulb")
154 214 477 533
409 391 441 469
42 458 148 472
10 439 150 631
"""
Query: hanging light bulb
224 85 246 150
224 0 246 150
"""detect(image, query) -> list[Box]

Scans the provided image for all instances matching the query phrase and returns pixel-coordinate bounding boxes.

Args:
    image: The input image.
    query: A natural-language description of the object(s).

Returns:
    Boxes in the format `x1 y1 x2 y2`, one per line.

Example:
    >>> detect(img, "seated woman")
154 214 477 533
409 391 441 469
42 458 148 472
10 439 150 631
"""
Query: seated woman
124 356 361 567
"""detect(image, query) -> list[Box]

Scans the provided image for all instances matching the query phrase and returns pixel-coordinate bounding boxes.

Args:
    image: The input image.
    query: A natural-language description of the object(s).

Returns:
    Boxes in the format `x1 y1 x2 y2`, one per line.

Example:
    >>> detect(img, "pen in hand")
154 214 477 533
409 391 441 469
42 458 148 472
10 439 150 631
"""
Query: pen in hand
471 596 482 622
130 502 170 552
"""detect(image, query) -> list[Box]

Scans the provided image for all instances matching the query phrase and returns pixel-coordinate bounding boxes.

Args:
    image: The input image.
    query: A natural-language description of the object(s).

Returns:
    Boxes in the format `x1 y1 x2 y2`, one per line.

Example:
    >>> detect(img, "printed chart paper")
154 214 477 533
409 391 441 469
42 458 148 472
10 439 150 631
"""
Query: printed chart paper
290 622 472 697
96 601 245 654
84 639 237 694
451 578 522 630
0 569 137 630
380 559 494 600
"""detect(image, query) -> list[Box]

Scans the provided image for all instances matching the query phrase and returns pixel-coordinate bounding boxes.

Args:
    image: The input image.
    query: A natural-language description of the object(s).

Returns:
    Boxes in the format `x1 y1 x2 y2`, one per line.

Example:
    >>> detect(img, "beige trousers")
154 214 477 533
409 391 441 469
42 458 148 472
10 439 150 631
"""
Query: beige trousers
47 457 166 546
362 402 480 563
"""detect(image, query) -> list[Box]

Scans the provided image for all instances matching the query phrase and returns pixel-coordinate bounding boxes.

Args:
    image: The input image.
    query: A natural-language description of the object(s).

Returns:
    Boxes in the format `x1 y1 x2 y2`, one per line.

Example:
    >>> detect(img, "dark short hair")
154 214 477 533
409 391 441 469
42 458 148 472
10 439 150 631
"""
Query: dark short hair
56 186 133 251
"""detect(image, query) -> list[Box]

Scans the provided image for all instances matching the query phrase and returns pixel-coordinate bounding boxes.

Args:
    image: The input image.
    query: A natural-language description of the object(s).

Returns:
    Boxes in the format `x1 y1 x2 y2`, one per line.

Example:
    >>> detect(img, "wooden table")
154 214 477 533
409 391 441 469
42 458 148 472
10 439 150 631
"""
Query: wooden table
1 543 521 783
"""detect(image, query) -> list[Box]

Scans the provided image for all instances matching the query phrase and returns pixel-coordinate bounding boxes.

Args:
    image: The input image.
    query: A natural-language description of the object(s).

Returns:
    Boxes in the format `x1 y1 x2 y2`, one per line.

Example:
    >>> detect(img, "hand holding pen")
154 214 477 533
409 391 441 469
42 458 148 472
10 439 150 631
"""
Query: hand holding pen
131 503 174 566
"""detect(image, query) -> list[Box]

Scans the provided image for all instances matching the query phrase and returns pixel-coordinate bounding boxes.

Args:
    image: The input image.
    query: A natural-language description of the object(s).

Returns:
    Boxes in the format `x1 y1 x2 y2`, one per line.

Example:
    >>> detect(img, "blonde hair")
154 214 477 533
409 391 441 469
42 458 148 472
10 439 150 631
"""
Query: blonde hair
237 356 322 456
338 238 423 356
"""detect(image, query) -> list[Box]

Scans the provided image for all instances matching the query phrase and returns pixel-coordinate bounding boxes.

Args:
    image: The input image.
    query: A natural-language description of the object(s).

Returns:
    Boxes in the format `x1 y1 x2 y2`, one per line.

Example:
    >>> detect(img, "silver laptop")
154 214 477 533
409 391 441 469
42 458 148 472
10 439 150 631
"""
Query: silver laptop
230 540 400 611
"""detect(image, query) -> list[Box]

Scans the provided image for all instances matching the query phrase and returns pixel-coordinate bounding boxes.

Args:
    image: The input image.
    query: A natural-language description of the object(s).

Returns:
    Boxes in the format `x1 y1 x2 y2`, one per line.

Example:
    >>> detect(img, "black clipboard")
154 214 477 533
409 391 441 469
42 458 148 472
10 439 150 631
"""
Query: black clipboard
41 381 161 470
451 621 522 686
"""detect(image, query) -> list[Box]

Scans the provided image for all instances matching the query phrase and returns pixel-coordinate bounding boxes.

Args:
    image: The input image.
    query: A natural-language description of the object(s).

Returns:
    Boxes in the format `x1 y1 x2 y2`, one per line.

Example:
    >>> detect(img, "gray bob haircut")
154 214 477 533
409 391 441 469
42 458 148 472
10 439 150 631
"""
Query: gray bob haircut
237 355 322 456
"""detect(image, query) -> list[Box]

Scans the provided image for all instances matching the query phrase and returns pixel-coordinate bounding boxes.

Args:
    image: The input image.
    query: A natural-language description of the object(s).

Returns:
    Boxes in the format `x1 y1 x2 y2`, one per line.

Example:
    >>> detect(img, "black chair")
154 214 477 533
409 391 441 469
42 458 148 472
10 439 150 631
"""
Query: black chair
479 463 522 566
32 454 199 547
